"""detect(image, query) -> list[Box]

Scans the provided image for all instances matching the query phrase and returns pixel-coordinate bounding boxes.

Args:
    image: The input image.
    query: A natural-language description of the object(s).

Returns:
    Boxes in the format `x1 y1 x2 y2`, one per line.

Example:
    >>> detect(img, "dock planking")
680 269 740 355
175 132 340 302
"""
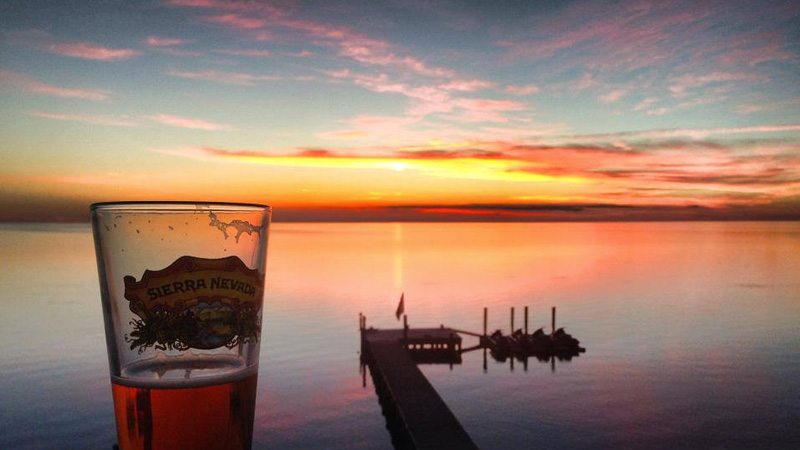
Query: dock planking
362 327 478 450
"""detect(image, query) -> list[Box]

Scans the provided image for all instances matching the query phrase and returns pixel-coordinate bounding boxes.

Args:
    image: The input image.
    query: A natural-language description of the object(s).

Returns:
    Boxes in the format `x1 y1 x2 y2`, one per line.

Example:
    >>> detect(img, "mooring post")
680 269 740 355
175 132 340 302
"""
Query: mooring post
511 307 515 333
403 314 408 341
551 306 556 335
483 307 488 337
524 306 529 335
359 312 363 331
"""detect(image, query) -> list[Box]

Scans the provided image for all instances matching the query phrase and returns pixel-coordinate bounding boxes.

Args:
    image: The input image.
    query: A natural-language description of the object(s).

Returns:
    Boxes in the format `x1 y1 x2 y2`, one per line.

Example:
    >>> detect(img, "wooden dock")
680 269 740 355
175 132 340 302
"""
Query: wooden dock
361 327 478 450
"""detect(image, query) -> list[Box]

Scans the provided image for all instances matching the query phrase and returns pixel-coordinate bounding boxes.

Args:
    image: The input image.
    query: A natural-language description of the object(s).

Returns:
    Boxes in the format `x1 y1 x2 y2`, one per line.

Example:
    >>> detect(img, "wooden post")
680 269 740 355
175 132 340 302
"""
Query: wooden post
403 314 408 341
524 306 529 335
551 306 556 335
359 312 363 331
511 307 515 333
483 307 488 337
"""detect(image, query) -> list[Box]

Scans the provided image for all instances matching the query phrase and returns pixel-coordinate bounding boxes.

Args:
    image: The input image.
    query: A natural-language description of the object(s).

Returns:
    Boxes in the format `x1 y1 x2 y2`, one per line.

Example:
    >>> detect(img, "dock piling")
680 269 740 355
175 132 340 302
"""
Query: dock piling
524 306 529 334
552 306 556 335
483 307 487 337
511 306 515 333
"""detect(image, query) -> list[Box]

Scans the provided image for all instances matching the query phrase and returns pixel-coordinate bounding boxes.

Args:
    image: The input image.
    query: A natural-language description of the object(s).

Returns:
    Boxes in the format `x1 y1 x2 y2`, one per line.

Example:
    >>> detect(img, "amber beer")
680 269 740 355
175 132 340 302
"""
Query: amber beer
112 372 257 450
91 202 270 450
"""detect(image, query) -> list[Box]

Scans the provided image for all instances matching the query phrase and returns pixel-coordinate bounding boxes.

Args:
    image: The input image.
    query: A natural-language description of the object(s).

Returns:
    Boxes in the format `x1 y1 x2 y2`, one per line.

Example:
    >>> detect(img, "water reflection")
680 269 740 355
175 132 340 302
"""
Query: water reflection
2 222 799 449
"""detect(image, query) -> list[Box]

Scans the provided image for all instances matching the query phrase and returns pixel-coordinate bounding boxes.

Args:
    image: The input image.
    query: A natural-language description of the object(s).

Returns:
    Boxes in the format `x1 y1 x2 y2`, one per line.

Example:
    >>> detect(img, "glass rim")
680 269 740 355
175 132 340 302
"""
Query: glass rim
90 201 270 212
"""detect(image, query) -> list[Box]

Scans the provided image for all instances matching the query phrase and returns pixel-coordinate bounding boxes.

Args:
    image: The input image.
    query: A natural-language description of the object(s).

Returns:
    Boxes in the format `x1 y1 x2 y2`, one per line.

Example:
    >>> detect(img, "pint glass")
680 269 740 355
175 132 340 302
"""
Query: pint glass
91 202 270 450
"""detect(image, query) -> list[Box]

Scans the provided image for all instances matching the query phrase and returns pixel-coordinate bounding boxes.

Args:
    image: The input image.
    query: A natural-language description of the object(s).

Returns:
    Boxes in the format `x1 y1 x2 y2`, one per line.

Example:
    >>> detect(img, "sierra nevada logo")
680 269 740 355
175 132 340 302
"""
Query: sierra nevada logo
123 255 263 353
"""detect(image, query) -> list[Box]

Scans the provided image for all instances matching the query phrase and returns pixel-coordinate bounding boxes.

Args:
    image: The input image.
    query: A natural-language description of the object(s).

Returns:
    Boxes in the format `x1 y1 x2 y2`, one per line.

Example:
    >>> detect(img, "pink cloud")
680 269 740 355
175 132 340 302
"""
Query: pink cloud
206 13 266 29
27 111 138 127
0 70 110 101
440 79 493 92
573 73 597 91
718 42 793 67
48 41 141 61
146 36 192 47
555 124 800 143
453 98 525 112
505 84 540 95
600 89 627 103
172 1 454 79
669 72 770 96
149 113 231 130
167 69 281 85
495 1 780 81
634 97 658 111
326 69 530 126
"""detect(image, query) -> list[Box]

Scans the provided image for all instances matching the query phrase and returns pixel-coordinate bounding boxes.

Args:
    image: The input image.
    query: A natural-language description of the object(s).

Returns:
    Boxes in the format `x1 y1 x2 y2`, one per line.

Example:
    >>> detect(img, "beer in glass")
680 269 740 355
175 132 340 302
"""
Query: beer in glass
91 202 270 450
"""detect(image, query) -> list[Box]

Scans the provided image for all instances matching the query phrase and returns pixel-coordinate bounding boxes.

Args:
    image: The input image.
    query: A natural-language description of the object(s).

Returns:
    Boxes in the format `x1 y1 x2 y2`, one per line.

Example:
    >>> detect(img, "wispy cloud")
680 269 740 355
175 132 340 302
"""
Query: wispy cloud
213 48 271 57
557 124 800 142
27 111 138 127
0 70 110 101
439 79 493 92
505 84 540 95
206 13 266 29
149 113 231 130
145 36 193 47
47 41 141 60
599 89 627 103
172 1 454 78
167 68 281 85
668 72 768 97
27 110 233 130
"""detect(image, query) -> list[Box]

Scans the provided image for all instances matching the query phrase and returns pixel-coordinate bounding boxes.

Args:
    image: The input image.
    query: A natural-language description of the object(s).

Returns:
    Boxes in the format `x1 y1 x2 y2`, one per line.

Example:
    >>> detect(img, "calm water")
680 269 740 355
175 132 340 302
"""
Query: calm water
1 222 798 449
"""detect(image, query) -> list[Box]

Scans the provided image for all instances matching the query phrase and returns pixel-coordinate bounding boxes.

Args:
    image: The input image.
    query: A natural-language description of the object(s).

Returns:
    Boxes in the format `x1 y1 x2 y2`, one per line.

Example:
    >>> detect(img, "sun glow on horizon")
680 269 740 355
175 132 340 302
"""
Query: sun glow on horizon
1 1 799 221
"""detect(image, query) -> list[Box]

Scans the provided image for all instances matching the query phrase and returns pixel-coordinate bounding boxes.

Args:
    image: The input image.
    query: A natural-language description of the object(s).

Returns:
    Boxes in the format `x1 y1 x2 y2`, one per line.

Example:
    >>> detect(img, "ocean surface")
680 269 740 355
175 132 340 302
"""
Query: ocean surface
1 222 798 449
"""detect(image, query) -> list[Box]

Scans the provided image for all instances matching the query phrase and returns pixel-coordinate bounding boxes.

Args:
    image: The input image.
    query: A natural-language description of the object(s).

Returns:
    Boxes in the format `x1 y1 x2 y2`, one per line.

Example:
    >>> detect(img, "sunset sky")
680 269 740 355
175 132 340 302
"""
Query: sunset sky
1 0 799 221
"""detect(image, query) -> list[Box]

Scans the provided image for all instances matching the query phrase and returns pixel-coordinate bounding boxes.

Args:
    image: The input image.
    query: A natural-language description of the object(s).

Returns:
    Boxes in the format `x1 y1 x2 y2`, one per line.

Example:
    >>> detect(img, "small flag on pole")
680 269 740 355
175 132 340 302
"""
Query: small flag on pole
395 292 405 320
